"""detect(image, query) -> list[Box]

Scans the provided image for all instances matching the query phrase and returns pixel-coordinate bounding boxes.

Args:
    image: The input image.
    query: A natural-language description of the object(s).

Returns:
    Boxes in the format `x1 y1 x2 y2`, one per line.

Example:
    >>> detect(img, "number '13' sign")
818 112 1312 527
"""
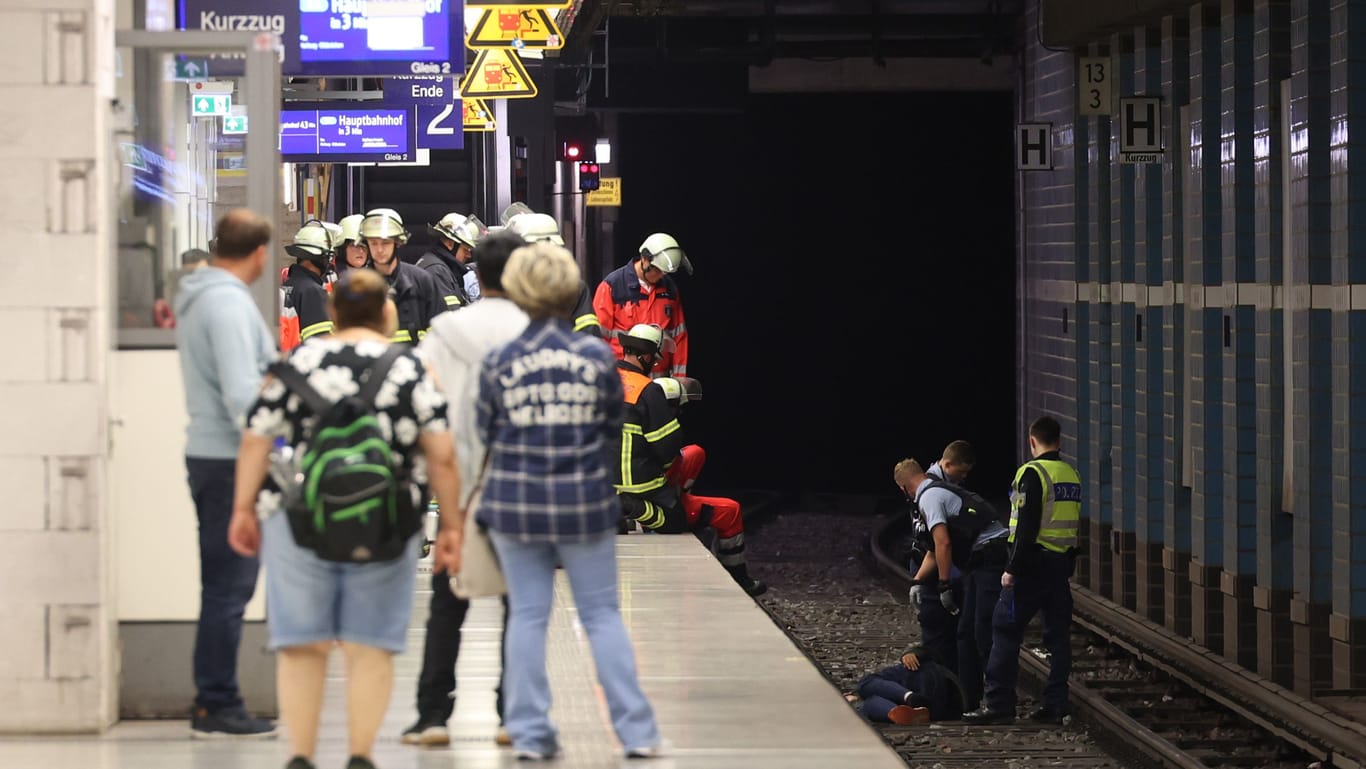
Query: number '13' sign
1079 56 1112 116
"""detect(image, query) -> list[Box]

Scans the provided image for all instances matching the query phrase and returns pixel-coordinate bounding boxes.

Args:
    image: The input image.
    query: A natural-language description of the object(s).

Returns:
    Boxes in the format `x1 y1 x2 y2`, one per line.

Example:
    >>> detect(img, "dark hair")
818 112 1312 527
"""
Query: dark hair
214 209 272 259
330 268 388 331
473 231 527 292
942 440 975 466
1029 416 1062 448
180 248 210 266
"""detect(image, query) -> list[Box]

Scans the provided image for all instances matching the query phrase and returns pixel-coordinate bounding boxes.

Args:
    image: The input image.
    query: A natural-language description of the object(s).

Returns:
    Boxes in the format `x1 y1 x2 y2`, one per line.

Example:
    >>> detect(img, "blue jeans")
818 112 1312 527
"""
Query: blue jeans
186 457 261 712
490 531 660 756
982 553 1074 712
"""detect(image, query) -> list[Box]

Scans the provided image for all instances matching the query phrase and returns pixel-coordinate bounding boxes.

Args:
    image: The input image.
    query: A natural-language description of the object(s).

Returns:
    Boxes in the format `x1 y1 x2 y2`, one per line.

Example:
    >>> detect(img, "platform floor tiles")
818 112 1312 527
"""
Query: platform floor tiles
0 537 904 769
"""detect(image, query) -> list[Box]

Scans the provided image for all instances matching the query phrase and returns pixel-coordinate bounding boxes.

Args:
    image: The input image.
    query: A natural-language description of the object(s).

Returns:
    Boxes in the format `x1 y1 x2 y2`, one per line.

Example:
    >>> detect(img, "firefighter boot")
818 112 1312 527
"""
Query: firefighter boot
724 563 768 597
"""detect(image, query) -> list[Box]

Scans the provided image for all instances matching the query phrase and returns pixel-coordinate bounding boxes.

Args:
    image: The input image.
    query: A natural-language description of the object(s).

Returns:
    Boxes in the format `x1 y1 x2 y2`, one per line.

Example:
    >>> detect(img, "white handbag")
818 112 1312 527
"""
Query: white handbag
449 466 506 599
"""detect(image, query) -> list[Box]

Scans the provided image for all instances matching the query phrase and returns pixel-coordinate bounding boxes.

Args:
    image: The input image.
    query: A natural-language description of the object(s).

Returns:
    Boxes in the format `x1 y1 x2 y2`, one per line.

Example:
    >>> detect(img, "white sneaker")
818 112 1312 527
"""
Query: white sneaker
625 738 672 758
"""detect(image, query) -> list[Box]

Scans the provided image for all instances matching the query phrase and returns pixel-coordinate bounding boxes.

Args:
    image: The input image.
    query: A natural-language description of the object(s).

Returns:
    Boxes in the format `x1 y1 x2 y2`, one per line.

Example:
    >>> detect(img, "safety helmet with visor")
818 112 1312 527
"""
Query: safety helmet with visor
507 212 565 245
285 220 336 267
618 323 676 357
639 233 692 275
360 208 408 243
655 376 703 406
337 214 365 245
430 212 488 249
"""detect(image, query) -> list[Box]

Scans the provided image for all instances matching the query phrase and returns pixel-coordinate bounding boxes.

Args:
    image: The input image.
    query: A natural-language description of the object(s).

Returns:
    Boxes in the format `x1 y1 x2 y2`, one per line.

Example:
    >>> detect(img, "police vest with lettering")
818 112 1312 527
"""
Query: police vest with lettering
1009 459 1082 554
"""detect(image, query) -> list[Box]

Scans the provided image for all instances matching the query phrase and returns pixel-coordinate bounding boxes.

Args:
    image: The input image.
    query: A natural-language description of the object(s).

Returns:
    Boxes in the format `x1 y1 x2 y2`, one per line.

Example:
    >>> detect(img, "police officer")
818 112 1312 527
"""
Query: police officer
417 212 485 310
361 208 443 345
614 324 765 595
963 416 1081 725
279 221 335 351
506 211 604 337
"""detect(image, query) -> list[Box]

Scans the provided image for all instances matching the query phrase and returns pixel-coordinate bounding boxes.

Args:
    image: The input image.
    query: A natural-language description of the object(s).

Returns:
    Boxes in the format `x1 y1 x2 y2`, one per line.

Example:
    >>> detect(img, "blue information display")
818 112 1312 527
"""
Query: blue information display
280 107 417 162
297 0 462 76
178 1 463 77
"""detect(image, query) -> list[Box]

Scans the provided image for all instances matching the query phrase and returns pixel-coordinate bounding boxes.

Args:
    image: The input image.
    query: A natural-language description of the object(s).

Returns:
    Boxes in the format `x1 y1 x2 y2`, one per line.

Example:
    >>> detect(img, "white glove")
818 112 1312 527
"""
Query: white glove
909 584 924 609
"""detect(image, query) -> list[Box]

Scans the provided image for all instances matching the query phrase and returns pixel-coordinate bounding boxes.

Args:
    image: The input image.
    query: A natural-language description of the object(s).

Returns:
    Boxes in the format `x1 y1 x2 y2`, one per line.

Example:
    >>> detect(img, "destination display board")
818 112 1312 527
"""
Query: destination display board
280 107 417 162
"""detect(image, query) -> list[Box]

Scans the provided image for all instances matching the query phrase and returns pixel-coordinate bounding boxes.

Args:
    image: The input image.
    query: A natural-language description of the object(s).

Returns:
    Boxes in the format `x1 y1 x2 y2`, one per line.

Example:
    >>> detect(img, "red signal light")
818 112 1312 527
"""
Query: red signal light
565 144 582 159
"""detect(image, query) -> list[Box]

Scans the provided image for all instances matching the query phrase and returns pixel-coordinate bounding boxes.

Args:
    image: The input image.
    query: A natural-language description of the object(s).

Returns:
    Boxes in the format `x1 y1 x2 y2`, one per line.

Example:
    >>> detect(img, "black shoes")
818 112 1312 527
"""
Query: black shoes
401 714 451 746
346 757 377 769
742 578 769 597
190 706 278 739
285 758 315 769
962 705 1016 725
1026 705 1069 724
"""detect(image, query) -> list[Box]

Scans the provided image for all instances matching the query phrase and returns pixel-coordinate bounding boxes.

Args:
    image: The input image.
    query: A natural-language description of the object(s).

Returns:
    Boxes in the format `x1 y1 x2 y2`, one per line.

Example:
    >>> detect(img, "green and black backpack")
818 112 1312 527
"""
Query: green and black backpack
268 346 420 563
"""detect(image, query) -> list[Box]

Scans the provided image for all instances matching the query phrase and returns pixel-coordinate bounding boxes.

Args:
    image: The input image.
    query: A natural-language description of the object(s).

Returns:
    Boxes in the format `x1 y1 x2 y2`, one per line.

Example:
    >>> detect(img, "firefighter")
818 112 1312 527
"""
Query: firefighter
335 214 369 274
278 221 335 351
361 208 444 345
613 324 766 596
417 212 485 310
593 234 691 376
505 211 604 338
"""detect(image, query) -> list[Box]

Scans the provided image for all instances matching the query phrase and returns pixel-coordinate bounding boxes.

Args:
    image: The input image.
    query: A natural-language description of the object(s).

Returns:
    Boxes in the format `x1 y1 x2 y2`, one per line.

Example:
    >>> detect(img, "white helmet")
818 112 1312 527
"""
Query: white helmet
500 202 535 226
655 376 703 405
432 212 487 249
507 212 565 245
360 208 408 242
285 220 335 264
619 323 675 356
639 233 687 274
338 214 365 245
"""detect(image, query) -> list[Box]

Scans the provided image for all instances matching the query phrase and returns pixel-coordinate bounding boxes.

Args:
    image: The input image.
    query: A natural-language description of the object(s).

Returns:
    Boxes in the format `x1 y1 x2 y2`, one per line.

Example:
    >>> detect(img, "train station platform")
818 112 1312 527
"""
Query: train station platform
0 536 905 769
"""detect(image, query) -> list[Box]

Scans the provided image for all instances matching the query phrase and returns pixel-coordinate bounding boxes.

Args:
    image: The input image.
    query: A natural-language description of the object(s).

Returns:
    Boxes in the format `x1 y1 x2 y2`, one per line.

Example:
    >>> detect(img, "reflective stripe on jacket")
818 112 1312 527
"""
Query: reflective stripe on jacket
592 261 689 376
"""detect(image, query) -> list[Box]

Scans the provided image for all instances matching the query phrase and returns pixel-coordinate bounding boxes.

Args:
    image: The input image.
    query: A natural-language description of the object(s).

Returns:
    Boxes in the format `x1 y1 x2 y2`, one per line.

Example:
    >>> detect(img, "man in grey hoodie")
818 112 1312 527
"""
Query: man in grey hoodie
174 209 278 739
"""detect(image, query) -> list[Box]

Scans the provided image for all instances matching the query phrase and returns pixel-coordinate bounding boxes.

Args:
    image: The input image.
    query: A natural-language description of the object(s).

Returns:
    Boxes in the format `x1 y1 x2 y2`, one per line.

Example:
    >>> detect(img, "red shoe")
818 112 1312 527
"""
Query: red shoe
887 705 931 725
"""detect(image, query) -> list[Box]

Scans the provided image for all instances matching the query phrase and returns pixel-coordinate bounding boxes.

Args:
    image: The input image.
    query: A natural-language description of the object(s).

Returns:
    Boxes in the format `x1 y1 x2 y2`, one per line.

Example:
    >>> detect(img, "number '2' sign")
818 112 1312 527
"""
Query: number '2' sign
1079 56 1112 117
416 102 465 150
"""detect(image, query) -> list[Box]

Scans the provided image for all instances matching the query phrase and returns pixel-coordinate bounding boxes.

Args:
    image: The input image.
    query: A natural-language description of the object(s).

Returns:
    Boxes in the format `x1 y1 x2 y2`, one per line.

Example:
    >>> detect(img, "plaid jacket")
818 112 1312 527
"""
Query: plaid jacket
475 318 625 541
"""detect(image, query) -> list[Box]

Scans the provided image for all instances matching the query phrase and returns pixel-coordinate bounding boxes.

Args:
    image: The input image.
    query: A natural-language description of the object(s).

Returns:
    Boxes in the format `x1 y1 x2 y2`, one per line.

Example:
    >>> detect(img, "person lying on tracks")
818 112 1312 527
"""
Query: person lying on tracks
845 645 966 724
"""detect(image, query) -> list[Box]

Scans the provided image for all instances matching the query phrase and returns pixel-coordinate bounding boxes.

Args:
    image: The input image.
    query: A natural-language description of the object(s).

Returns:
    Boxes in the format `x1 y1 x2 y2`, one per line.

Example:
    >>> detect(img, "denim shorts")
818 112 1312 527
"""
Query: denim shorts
260 512 421 653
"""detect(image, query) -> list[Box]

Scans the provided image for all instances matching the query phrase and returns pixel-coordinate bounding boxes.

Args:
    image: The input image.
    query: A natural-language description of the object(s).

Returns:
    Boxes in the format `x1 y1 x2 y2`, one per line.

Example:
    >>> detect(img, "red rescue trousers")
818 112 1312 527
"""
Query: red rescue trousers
666 444 744 539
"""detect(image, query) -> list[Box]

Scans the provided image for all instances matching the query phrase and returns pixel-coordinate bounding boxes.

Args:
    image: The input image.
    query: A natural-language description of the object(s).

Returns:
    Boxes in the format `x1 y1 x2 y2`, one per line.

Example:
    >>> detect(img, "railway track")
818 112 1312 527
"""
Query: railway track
869 512 1322 769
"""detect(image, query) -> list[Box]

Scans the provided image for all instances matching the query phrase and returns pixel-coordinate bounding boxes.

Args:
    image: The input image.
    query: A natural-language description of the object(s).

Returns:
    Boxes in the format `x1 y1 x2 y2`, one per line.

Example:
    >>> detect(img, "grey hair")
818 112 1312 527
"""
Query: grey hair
502 241 582 320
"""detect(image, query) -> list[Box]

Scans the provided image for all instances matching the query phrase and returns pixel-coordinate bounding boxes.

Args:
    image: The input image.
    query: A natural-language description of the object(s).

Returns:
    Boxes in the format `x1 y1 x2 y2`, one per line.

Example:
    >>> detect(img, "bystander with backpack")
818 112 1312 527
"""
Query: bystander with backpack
226 268 464 769
896 443 1009 713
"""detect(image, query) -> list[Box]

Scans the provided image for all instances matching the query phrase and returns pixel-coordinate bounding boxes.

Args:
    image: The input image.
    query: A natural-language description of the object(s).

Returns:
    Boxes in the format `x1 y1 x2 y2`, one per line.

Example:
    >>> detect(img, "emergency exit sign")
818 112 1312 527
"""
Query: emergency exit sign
192 94 231 117
222 115 248 134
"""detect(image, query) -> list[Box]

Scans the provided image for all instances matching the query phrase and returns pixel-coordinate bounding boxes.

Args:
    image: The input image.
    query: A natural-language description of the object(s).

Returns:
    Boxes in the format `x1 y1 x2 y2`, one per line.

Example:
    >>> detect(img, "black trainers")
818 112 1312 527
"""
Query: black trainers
285 758 316 769
345 757 377 769
962 705 1016 725
190 706 278 739
401 715 450 746
743 578 768 597
1027 705 1068 724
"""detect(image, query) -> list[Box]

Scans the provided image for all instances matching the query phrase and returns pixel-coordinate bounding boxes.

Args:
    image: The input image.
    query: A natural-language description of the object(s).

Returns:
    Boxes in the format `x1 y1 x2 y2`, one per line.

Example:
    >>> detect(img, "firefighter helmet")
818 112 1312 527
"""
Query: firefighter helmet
360 208 408 242
507 212 565 245
639 233 688 274
500 202 535 226
338 214 365 245
430 212 485 248
285 221 335 265
619 323 676 356
656 376 703 405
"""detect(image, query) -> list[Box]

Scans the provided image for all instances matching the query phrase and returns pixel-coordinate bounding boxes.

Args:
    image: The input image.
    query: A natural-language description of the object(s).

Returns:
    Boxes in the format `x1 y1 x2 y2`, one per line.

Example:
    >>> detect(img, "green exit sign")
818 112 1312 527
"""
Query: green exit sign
192 94 230 117
175 59 208 80
222 115 248 134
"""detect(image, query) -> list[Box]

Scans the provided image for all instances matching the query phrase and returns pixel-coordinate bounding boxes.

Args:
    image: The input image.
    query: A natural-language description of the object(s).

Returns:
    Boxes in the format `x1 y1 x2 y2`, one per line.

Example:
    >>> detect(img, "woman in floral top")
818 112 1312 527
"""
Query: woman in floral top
227 269 463 769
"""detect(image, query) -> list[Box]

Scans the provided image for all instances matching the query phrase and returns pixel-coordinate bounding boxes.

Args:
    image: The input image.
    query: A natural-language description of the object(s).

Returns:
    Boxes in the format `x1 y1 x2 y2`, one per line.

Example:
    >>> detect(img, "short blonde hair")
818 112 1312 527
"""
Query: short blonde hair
502 241 581 320
893 458 922 486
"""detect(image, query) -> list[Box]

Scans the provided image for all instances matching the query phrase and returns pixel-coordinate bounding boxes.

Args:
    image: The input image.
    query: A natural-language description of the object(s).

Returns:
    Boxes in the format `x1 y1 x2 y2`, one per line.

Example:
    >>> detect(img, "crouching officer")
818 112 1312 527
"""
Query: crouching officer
279 220 335 351
964 416 1081 726
614 324 766 596
361 208 443 345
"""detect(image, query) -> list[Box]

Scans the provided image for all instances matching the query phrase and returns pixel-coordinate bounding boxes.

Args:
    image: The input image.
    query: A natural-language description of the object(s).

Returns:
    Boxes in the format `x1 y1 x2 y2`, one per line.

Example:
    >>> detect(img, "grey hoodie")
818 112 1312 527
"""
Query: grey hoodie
174 266 276 459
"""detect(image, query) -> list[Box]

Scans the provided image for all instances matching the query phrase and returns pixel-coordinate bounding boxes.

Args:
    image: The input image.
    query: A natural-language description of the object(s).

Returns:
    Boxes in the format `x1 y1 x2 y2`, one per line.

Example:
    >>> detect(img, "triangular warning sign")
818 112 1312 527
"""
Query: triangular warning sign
459 48 538 99
463 98 496 131
467 7 563 50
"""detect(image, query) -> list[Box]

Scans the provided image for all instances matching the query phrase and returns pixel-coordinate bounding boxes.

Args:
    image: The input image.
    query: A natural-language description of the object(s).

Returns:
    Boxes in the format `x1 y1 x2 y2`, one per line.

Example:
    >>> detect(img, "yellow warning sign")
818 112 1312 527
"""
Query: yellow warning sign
459 48 538 99
463 98 496 132
585 178 622 207
467 8 564 50
468 1 570 7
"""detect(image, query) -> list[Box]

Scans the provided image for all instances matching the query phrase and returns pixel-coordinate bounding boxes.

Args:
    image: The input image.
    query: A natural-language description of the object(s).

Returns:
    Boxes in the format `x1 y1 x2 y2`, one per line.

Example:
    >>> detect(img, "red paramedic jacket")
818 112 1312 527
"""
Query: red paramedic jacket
592 260 689 376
